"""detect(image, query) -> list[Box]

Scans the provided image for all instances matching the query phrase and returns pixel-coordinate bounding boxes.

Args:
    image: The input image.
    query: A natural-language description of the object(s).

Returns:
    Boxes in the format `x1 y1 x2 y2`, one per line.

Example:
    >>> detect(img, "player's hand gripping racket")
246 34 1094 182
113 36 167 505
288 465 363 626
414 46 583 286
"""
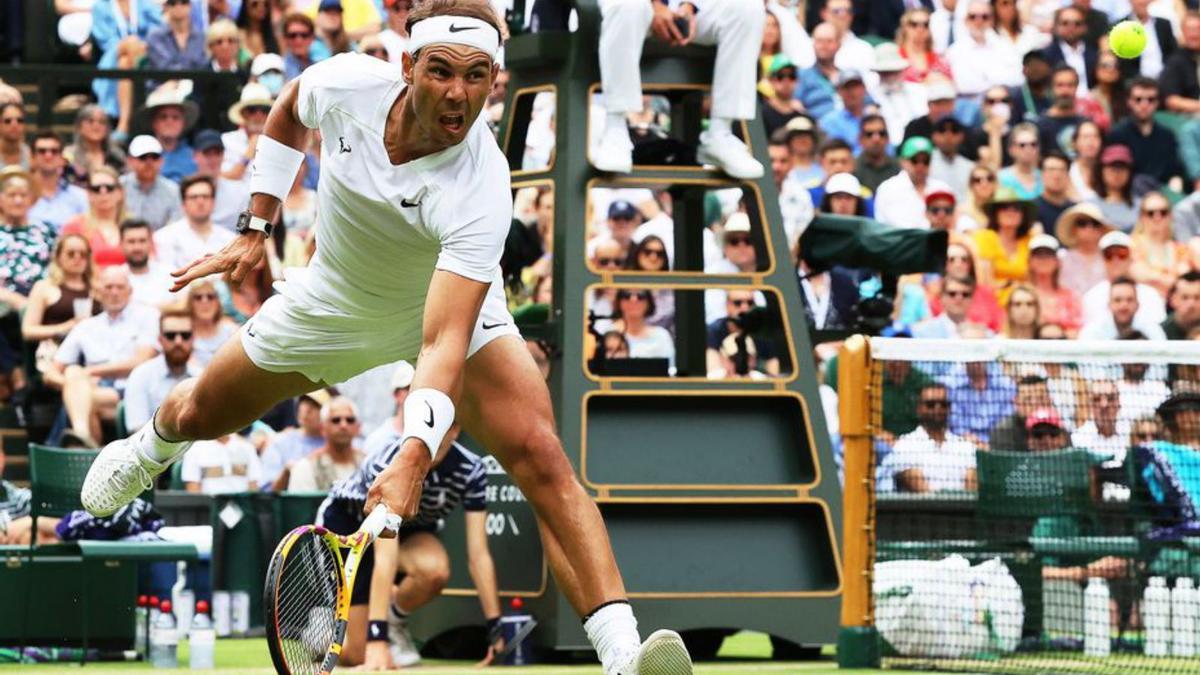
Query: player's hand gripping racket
265 504 402 675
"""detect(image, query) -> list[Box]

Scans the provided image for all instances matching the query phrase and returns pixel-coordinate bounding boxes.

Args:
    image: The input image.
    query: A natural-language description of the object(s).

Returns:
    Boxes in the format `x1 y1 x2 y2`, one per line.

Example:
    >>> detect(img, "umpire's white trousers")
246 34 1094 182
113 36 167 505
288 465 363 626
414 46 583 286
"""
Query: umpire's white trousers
598 0 764 120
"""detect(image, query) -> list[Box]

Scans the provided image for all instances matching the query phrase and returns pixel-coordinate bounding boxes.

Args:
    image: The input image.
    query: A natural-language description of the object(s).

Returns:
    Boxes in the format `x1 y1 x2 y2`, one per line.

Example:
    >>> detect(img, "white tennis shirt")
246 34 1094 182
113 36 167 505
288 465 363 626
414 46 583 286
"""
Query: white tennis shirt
289 53 511 321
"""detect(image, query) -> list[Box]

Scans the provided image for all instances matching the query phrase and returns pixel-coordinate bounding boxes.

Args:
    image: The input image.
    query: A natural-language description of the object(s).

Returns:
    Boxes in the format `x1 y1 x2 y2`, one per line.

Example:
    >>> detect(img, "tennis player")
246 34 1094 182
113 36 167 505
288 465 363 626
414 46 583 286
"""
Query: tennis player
81 1 690 673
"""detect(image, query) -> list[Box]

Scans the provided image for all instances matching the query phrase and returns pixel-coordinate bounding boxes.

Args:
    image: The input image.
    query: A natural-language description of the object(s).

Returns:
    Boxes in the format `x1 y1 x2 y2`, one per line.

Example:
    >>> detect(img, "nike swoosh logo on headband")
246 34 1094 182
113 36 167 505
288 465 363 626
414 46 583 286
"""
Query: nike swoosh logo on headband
448 23 478 32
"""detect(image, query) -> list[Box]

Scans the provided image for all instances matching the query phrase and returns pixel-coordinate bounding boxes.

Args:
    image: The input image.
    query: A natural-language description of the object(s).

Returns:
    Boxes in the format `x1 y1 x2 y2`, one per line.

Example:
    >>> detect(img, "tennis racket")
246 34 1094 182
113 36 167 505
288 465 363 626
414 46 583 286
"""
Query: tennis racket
264 504 401 675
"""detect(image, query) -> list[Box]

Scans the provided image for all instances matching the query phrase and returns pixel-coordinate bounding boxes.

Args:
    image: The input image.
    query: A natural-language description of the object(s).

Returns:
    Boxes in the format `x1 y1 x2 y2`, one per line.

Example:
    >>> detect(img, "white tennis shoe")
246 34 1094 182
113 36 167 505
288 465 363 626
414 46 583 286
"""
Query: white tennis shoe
388 609 421 666
81 431 172 517
697 131 764 180
634 629 693 675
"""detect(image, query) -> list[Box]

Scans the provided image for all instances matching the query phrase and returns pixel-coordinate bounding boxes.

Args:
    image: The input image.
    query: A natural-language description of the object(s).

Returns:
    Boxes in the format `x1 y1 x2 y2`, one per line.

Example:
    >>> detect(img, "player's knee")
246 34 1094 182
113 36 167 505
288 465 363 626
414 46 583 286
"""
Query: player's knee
414 560 450 593
506 428 579 498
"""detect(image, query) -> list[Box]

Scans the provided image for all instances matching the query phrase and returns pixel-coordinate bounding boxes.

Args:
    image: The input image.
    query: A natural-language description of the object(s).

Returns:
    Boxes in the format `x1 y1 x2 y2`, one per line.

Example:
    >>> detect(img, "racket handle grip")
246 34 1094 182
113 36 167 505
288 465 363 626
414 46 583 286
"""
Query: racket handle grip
363 504 403 538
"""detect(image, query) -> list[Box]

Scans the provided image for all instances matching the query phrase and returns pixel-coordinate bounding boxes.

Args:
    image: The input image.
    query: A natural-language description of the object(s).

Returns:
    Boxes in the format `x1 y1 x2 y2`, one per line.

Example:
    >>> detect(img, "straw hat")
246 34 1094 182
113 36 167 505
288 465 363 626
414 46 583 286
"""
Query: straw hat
137 85 200 131
983 186 1036 224
1054 202 1110 247
228 83 274 126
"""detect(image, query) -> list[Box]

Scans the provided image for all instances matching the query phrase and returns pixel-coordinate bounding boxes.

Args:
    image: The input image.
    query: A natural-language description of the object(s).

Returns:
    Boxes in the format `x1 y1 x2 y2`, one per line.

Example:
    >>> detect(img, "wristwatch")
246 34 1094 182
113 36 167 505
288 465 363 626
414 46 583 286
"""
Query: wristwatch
236 210 273 238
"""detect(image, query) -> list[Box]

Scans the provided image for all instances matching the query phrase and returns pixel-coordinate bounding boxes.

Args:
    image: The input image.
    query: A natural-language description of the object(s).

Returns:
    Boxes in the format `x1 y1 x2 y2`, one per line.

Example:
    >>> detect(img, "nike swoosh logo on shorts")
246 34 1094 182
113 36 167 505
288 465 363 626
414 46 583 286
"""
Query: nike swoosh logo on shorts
449 23 478 32
482 321 507 329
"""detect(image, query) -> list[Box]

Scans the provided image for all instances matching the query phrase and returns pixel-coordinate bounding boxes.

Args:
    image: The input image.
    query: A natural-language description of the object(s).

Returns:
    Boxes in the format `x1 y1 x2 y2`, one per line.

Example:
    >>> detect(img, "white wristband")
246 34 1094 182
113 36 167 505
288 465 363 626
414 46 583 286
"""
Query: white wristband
248 135 305 203
402 388 455 461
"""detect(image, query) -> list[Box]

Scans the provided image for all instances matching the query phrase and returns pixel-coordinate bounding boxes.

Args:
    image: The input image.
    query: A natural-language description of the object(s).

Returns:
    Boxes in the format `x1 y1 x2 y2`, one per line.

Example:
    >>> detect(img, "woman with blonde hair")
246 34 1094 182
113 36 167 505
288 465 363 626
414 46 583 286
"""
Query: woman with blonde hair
0 170 56 312
1131 191 1193 297
960 164 998 232
1003 284 1040 339
897 8 951 83
186 279 237 368
21 233 99 385
63 104 125 186
60 165 126 267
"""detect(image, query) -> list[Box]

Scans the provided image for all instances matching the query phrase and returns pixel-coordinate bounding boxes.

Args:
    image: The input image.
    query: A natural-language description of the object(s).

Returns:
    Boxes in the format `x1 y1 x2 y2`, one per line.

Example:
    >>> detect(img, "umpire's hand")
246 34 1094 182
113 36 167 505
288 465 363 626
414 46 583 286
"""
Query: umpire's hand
170 230 267 292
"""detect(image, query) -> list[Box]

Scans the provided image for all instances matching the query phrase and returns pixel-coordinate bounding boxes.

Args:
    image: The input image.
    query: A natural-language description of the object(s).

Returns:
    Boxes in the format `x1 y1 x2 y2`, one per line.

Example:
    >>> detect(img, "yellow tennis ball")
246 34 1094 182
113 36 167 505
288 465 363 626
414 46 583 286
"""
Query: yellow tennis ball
1110 20 1147 59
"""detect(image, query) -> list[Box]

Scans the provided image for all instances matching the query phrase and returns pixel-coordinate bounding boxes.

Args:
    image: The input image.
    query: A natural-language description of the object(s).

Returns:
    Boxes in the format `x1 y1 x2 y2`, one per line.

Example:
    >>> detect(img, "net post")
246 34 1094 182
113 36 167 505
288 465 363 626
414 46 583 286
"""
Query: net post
836 334 880 668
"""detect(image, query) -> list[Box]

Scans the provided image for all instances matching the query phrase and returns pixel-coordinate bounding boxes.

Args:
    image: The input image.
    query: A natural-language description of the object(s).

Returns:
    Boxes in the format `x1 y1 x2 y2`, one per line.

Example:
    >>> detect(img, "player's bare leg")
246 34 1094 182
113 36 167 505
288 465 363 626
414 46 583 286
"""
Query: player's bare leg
81 331 318 516
460 336 691 674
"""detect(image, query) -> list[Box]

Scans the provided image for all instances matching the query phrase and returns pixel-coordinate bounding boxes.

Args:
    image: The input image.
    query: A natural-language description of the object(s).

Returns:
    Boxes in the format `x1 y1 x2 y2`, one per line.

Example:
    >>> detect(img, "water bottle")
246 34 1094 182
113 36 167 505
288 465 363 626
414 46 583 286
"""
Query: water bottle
189 600 216 670
1172 578 1198 657
174 589 195 642
149 595 161 626
150 600 179 668
500 597 533 666
134 595 149 658
212 591 231 637
231 590 251 636
1084 577 1111 657
1145 576 1171 656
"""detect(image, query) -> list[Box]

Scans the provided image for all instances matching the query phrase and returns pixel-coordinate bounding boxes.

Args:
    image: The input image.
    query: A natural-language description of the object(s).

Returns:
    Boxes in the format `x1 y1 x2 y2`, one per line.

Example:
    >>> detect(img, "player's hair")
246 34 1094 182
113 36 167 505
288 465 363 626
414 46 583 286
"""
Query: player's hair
406 0 508 45
320 395 361 424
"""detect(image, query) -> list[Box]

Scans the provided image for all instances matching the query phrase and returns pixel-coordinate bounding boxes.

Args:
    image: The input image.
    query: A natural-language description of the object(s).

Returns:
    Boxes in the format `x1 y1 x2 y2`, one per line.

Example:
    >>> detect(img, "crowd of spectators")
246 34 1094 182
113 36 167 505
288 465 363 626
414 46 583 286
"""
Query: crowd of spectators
0 0 1199 514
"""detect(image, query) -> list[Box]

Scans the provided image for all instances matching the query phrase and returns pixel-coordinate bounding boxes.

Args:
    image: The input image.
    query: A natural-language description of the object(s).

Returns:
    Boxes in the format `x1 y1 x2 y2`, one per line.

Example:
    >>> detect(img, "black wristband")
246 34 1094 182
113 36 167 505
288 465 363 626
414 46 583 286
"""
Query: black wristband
368 620 388 642
486 617 503 645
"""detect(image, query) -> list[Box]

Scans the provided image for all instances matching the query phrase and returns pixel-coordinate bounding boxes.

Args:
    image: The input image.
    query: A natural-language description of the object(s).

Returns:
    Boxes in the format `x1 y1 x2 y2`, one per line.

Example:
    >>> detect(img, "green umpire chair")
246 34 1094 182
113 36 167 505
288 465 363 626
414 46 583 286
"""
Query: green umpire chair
18 444 197 659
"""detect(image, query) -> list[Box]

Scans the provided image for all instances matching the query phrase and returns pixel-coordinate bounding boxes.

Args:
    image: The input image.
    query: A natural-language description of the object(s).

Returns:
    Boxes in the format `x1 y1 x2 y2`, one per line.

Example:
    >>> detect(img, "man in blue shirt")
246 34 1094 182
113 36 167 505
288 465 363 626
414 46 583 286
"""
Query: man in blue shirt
281 13 330 81
27 131 87 231
797 22 840 120
147 0 209 71
940 361 1016 444
138 88 198 183
819 69 869 153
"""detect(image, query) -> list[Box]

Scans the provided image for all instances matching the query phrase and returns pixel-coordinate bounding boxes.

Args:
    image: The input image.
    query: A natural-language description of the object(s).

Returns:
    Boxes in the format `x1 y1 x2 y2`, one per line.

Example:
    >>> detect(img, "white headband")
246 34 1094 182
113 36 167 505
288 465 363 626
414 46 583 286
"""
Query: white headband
407 15 499 61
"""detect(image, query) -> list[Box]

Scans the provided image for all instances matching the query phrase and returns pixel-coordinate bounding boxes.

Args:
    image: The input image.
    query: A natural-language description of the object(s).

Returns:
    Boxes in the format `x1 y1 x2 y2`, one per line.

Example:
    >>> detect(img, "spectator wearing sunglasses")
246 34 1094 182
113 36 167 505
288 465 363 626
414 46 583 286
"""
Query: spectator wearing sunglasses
913 275 991 338
760 55 806 137
284 396 365 492
875 136 950 229
1026 407 1072 453
0 102 30 170
1039 5 1096 96
854 114 900 194
1056 203 1110 297
281 12 330 82
880 383 977 494
1081 231 1166 326
1107 78 1184 188
123 311 201 431
120 136 182 230
27 131 88 232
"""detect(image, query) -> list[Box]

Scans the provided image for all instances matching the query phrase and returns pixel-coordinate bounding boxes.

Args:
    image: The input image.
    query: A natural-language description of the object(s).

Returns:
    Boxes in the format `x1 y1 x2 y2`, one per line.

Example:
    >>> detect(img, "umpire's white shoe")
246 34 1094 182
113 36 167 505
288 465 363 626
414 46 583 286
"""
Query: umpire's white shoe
591 124 634 174
697 131 764 180
81 433 171 517
635 629 693 675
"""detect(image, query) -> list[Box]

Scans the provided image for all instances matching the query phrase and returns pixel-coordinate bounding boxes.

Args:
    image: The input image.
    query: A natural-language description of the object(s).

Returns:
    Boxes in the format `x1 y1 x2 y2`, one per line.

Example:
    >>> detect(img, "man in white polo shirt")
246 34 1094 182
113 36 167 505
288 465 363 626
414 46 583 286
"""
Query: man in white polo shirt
51 267 160 448
153 174 236 270
123 311 202 431
882 382 977 493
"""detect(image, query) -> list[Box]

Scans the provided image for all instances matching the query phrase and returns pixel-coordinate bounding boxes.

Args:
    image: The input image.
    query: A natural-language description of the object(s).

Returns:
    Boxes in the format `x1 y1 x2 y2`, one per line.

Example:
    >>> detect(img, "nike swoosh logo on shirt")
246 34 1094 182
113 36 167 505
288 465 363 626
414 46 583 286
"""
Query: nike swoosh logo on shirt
401 198 421 208
482 322 507 330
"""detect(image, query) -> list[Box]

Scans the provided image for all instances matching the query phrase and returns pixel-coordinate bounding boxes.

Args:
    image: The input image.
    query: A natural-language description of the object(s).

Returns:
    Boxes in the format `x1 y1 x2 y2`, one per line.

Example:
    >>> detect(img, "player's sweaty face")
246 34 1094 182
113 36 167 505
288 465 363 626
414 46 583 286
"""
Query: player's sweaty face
409 45 495 145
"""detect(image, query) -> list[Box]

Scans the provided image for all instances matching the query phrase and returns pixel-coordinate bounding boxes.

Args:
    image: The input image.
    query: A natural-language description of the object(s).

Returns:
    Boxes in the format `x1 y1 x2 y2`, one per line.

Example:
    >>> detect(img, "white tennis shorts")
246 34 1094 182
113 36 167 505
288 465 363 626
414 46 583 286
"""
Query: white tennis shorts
241 281 520 385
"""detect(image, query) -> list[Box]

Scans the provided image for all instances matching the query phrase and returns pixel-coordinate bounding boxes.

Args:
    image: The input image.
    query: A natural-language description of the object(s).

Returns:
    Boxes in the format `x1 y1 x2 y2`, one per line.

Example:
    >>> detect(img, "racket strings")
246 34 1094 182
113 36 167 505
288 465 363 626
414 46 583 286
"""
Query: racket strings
274 532 343 674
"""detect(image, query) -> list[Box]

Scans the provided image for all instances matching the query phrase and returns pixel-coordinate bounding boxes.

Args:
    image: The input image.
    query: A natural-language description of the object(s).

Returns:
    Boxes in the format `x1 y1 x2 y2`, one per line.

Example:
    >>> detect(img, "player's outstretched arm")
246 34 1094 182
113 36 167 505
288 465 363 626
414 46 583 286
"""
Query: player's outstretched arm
365 270 489 520
170 79 309 291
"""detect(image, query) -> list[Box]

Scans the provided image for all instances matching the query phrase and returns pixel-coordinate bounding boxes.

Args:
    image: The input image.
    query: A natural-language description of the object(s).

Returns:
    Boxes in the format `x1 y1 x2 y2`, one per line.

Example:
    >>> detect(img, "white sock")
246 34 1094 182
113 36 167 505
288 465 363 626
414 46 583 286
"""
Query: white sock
135 415 193 464
584 602 640 675
708 116 734 138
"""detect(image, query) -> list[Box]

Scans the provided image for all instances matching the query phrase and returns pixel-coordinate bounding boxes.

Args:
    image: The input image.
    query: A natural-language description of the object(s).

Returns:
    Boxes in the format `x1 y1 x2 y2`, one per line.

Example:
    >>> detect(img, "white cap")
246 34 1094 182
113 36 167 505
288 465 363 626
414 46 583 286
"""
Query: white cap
128 135 164 158
251 52 285 78
390 361 415 390
1100 230 1132 251
825 172 861 197
927 80 957 102
1029 234 1059 252
723 211 752 236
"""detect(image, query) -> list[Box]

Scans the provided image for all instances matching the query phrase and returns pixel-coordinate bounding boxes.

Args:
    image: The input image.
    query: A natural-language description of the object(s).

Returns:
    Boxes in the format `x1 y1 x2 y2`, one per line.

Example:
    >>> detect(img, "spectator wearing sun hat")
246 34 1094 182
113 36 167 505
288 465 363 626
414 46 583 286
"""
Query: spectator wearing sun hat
138 86 200 183
1056 202 1111 297
972 187 1038 286
221 82 274 186
869 42 926 143
875 136 951 229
